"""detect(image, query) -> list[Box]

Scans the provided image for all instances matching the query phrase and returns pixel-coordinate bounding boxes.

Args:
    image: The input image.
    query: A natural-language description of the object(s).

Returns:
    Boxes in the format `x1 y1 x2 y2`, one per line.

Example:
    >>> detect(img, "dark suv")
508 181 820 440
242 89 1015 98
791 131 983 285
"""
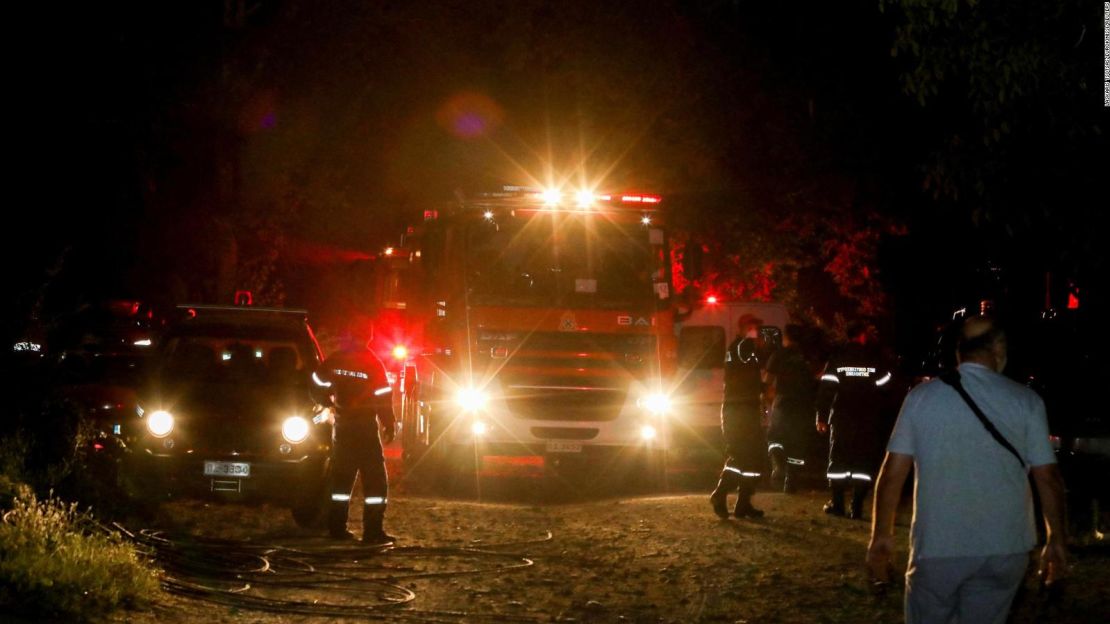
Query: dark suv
124 305 332 526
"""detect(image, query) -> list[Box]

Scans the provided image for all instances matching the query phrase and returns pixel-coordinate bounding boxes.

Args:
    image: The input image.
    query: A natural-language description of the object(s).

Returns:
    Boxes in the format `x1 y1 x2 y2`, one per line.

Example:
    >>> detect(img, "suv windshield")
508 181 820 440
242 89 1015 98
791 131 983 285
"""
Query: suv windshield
465 214 661 309
161 326 309 385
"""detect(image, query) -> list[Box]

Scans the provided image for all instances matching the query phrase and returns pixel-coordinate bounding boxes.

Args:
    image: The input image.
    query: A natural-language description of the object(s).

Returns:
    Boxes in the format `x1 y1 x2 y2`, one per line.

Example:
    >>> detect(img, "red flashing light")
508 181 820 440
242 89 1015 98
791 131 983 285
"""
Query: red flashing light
391 345 408 361
620 194 661 204
423 210 439 221
706 295 719 304
1067 292 1079 309
234 290 253 306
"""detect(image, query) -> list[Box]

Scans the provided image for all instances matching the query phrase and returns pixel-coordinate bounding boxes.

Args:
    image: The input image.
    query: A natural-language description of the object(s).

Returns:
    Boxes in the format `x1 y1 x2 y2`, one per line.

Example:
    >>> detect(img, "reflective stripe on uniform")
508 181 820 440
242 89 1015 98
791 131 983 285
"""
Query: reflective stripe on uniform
874 372 892 387
820 374 840 383
364 496 387 505
827 471 872 482
331 493 351 502
373 386 392 396
725 466 761 477
768 443 784 451
786 457 806 466
312 372 333 388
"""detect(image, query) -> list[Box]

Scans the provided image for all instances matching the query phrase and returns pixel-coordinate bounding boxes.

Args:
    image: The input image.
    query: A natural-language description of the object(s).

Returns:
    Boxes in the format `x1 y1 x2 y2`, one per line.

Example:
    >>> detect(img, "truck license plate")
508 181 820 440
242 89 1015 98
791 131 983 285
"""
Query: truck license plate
203 461 251 478
545 441 582 453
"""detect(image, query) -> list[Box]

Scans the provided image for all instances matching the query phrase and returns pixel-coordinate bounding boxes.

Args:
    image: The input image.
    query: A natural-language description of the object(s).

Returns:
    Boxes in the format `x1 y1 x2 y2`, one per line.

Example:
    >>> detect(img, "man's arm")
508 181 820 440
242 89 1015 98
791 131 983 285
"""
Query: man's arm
867 452 913 581
815 363 837 434
1031 463 1068 585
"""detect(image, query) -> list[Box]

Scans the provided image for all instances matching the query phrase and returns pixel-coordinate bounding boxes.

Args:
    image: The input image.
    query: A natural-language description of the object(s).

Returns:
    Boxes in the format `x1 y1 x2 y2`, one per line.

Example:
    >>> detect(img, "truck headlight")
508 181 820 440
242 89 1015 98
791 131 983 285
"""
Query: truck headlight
640 424 658 440
282 416 310 444
471 420 489 436
147 410 175 438
639 393 672 416
455 388 488 413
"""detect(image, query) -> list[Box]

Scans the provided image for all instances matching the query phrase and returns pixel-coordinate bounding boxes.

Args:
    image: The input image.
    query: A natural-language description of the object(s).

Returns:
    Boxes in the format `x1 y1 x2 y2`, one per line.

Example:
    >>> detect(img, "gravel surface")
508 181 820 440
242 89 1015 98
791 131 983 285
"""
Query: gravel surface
108 479 1108 624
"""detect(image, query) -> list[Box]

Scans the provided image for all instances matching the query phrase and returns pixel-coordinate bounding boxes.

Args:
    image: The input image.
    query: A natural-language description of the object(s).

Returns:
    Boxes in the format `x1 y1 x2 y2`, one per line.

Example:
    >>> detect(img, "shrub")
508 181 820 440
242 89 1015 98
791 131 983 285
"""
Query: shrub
0 485 161 620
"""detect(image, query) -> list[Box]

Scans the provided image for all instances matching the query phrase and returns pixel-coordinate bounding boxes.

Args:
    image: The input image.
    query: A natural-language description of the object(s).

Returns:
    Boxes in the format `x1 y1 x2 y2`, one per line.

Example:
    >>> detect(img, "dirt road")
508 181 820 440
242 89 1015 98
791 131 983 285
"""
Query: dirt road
114 481 1107 624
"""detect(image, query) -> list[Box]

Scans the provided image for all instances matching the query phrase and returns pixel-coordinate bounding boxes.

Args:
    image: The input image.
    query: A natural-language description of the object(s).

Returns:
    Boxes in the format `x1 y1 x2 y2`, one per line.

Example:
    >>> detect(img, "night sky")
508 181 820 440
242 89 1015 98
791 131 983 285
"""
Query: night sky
8 0 1108 361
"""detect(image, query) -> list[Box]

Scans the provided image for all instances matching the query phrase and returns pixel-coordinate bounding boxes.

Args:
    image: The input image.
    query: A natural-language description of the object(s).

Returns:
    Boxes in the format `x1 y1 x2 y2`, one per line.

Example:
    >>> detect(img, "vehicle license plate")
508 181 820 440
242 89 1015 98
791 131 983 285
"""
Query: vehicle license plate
545 441 583 453
203 461 251 478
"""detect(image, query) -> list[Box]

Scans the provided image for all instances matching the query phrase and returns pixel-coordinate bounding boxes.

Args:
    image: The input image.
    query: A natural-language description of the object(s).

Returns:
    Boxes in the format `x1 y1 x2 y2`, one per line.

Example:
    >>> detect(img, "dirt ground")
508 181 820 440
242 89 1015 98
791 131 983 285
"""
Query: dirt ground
100 466 1109 624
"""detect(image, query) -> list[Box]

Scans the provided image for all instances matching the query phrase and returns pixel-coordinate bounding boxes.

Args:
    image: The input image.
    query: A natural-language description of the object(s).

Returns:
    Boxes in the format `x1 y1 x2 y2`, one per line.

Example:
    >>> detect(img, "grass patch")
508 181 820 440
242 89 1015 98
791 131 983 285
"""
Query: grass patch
0 485 160 620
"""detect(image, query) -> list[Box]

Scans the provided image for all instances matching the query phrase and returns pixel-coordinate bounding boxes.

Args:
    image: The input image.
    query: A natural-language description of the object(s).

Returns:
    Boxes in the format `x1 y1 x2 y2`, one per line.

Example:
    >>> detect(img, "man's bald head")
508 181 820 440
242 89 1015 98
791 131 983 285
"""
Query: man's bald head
957 316 1007 371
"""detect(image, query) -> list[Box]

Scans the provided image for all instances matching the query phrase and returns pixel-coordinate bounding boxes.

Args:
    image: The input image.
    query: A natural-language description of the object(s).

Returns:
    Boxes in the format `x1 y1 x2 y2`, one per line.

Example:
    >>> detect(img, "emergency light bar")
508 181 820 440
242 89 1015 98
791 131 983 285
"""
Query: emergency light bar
468 186 662 210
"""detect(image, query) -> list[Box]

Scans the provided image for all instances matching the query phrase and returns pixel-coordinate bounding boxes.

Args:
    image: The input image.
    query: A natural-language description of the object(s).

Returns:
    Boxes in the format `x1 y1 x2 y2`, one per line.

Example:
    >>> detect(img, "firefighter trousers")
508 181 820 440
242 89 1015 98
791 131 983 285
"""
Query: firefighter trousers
328 419 387 537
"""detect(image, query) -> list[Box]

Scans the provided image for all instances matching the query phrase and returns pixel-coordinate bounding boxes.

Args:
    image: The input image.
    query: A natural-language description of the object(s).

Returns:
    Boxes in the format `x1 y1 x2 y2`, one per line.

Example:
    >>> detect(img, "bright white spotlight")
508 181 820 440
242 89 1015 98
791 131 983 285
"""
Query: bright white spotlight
640 393 672 416
282 416 310 444
540 188 562 206
640 424 658 440
575 190 595 208
455 388 488 412
471 420 489 436
147 410 175 438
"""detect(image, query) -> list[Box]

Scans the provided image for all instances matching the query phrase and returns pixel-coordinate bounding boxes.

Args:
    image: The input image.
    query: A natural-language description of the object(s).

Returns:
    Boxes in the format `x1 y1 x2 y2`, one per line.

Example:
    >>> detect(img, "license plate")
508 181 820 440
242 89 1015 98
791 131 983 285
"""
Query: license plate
546 441 583 453
203 461 251 478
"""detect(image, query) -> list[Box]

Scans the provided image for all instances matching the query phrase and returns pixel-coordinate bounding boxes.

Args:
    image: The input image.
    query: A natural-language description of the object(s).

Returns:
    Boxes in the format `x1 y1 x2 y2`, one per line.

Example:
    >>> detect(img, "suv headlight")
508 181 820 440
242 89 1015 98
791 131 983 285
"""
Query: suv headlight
282 416 311 444
147 410 175 438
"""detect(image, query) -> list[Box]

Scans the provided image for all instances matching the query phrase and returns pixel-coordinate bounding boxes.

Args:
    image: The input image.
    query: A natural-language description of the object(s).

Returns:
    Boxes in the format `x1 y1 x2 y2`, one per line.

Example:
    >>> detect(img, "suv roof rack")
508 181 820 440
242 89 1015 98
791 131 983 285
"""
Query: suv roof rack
176 304 308 316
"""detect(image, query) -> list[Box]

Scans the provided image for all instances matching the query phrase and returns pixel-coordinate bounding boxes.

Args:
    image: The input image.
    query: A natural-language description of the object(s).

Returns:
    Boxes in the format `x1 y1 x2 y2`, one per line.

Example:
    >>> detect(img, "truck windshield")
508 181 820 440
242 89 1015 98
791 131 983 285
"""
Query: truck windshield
465 213 662 309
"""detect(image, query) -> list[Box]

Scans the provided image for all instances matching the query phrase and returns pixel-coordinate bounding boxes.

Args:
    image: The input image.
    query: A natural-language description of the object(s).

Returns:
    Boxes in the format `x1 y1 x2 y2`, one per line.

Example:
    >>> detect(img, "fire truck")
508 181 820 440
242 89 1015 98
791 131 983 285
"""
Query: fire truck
391 186 679 483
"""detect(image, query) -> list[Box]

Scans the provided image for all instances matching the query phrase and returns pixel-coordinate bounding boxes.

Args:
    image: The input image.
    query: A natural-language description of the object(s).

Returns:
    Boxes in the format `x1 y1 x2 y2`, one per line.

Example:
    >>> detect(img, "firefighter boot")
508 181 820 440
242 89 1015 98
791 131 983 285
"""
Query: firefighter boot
782 463 797 494
823 480 847 517
734 478 765 518
327 503 352 539
769 447 786 488
362 505 396 544
709 471 738 519
849 483 869 520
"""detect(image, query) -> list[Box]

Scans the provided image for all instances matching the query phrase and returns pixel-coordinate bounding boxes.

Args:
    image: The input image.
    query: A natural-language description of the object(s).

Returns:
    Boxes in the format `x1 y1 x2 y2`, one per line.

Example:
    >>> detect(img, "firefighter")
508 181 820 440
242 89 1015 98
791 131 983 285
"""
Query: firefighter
764 324 818 493
319 330 396 542
815 323 894 519
710 314 770 519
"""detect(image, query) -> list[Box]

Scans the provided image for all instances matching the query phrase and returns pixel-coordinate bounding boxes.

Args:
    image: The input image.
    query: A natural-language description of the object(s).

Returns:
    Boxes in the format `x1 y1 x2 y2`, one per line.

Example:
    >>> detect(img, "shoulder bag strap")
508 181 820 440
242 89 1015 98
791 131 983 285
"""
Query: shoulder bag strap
938 370 1026 468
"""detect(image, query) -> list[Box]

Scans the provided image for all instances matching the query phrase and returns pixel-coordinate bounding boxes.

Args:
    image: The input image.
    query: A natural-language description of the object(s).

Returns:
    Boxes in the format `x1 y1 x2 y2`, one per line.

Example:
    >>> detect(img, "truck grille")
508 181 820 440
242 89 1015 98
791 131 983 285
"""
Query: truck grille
477 332 652 422
504 385 626 422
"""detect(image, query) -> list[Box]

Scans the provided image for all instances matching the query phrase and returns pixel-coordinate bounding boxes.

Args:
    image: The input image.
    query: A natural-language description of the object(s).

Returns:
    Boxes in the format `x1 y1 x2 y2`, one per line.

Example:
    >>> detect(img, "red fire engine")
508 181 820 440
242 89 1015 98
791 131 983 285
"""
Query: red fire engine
383 186 679 482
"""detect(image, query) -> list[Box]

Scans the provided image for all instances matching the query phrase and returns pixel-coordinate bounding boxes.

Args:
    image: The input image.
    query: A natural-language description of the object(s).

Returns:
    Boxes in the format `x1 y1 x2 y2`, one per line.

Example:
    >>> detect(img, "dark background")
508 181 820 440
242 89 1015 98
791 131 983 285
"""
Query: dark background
7 0 1108 362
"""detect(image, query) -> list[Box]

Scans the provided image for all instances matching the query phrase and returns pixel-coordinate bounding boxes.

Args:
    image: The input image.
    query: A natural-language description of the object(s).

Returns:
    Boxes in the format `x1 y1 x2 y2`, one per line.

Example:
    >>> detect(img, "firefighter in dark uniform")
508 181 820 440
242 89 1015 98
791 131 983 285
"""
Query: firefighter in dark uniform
764 324 818 493
815 323 894 519
710 314 770 519
318 332 396 542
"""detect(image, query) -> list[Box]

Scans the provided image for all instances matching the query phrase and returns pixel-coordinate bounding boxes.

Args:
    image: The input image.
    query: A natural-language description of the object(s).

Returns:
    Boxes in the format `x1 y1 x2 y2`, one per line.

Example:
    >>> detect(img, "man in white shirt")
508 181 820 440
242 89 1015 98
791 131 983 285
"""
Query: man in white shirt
867 316 1067 623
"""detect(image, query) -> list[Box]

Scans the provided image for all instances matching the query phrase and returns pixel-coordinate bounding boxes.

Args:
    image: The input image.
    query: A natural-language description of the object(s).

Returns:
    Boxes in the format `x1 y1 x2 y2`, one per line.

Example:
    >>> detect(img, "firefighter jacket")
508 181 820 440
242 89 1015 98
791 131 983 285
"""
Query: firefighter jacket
724 336 766 404
815 342 893 428
319 348 394 427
